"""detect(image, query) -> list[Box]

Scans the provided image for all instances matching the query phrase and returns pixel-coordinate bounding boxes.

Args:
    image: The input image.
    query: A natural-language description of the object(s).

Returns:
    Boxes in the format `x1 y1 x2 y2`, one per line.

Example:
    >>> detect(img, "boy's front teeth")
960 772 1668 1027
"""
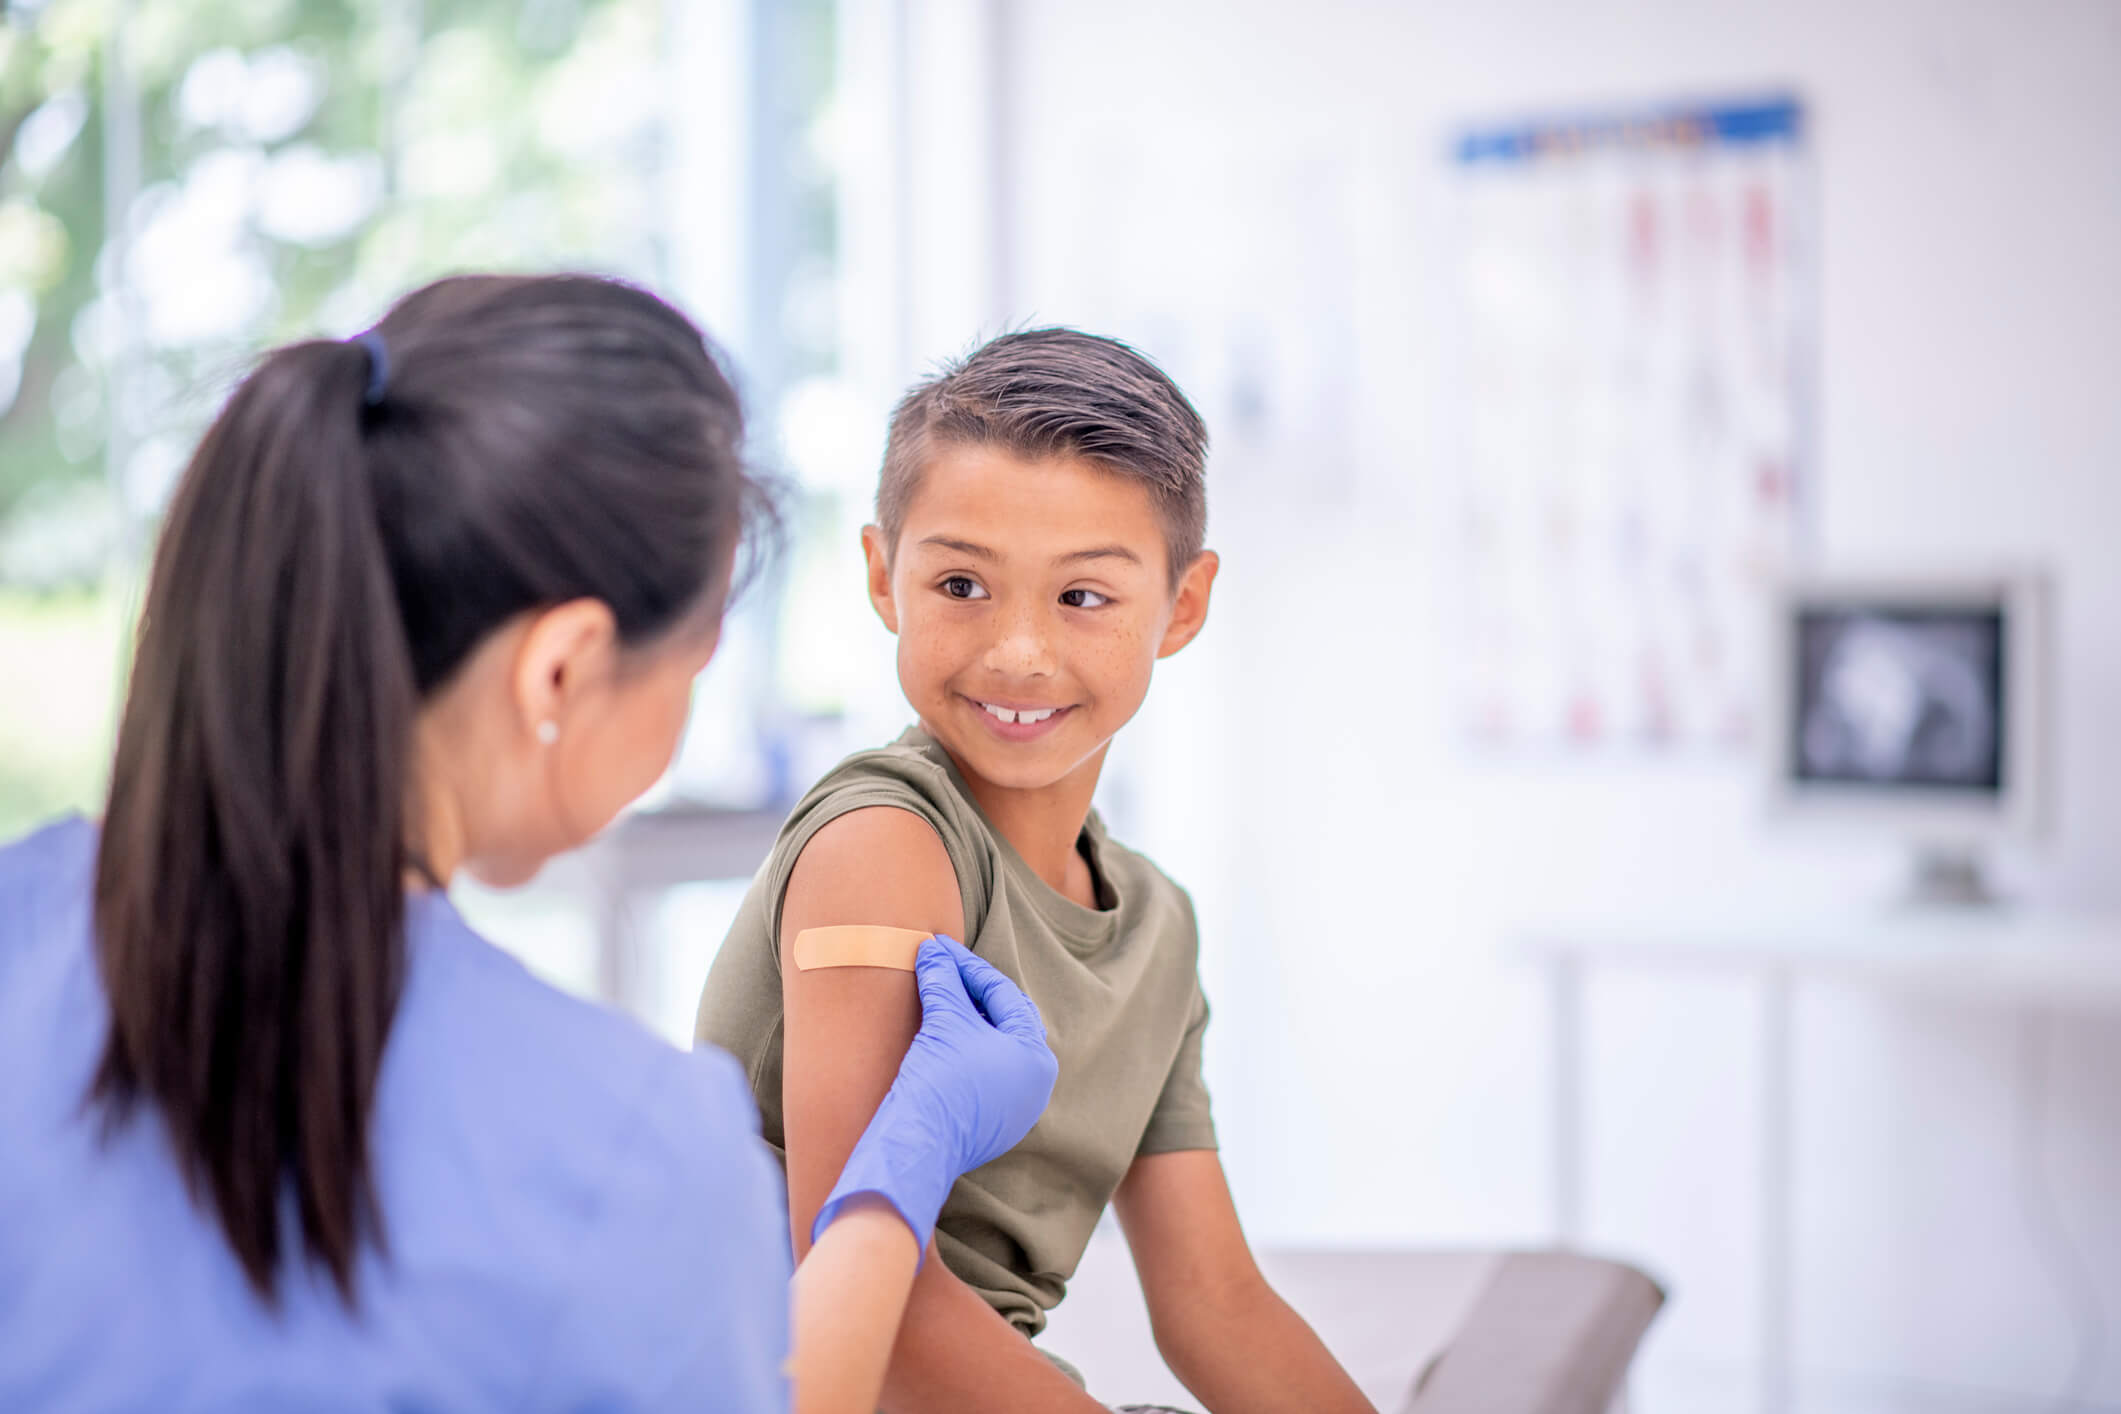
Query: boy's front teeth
982 702 1057 725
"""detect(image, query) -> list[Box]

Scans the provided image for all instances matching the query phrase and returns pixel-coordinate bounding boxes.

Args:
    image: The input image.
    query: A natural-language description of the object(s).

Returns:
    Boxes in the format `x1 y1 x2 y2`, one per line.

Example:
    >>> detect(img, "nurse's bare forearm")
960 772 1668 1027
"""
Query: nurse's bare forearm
879 1255 1105 1414
790 1197 920 1414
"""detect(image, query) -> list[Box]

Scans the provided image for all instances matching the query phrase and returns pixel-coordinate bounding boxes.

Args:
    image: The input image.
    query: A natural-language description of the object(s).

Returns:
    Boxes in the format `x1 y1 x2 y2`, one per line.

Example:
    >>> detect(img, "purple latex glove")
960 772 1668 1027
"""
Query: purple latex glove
811 936 1057 1261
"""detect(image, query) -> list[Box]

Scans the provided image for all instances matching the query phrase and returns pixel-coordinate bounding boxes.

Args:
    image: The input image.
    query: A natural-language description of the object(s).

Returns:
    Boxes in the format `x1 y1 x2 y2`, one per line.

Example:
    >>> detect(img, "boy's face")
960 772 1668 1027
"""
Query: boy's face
863 444 1217 796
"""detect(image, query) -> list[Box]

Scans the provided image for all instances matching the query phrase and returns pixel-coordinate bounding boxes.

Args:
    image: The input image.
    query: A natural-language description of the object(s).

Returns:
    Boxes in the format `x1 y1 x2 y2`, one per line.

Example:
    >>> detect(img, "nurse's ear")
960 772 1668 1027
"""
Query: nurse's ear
511 598 620 746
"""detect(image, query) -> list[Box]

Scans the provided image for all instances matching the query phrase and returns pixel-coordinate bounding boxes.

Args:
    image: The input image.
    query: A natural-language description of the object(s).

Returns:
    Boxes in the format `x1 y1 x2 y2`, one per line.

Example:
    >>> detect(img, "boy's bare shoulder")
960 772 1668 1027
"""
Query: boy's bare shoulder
783 805 966 950
767 730 993 943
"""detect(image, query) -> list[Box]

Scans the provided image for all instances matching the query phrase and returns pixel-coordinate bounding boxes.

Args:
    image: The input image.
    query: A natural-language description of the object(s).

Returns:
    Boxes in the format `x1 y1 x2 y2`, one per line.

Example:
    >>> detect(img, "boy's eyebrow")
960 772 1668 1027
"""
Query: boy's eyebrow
916 535 997 560
914 538 1142 569
1056 545 1142 567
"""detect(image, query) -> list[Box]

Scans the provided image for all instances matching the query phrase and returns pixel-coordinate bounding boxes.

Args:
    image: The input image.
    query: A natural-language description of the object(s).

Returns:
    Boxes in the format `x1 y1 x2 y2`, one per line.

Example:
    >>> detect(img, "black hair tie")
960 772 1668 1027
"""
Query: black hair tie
351 329 390 407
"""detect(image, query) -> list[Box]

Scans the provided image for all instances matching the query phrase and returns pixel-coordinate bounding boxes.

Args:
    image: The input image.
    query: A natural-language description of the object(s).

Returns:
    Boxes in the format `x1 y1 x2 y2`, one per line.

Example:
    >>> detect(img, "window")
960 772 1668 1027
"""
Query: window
0 0 687 838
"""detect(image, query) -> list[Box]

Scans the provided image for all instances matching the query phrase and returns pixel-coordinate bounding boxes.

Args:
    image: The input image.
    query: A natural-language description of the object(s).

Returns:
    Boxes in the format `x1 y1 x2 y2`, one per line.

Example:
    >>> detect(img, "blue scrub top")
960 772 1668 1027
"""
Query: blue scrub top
0 817 794 1413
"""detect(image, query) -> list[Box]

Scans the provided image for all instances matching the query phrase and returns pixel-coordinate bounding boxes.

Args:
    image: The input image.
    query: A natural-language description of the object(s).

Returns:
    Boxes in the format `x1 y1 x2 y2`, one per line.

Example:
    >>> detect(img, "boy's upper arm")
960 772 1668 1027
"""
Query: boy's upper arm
778 805 967 1261
779 808 1106 1413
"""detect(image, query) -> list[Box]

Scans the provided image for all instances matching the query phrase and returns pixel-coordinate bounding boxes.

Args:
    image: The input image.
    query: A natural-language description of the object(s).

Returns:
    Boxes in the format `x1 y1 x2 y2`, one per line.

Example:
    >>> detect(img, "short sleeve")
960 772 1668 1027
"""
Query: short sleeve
1135 984 1217 1157
534 1047 794 1413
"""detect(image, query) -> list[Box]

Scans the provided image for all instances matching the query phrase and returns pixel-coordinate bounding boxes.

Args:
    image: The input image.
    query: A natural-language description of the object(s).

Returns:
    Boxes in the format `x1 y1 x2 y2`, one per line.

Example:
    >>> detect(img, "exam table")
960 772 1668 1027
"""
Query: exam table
1040 1234 1664 1413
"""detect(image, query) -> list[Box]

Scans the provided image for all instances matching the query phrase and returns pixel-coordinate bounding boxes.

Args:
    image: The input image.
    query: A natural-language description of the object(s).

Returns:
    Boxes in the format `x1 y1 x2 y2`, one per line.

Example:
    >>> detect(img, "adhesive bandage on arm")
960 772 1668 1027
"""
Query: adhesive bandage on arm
792 925 932 972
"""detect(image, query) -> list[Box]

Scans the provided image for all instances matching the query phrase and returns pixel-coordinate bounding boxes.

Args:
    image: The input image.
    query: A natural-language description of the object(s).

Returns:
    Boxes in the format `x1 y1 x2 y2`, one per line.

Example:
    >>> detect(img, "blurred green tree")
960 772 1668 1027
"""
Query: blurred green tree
0 0 664 836
0 0 663 581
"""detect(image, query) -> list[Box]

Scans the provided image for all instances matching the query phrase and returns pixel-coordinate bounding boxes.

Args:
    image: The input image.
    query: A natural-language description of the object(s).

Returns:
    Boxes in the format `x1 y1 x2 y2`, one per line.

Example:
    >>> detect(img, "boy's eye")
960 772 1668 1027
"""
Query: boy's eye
1060 588 1110 609
942 576 989 601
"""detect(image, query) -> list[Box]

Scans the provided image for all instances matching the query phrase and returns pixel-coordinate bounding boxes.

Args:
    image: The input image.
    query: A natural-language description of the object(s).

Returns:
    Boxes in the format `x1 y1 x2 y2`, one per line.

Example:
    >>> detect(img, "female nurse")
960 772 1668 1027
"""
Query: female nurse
0 273 1057 1413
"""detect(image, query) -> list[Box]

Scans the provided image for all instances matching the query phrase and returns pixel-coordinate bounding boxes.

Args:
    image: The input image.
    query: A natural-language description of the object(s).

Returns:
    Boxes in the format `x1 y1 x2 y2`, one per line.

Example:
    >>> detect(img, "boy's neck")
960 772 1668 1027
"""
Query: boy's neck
936 735 1109 903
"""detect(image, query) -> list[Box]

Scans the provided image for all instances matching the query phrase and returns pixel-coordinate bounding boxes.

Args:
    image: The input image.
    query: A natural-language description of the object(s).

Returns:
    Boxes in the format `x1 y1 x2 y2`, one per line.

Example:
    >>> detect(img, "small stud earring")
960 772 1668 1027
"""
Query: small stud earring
536 720 559 746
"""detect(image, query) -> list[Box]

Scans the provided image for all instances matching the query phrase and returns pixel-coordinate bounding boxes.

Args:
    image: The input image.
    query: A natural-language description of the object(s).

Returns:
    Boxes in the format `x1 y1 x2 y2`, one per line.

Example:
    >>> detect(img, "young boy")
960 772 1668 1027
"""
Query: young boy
696 330 1373 1413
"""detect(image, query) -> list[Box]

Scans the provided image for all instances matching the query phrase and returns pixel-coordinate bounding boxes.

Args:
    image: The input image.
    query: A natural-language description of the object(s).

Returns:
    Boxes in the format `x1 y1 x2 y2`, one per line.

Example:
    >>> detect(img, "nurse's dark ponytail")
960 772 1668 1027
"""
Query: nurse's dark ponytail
90 275 763 1306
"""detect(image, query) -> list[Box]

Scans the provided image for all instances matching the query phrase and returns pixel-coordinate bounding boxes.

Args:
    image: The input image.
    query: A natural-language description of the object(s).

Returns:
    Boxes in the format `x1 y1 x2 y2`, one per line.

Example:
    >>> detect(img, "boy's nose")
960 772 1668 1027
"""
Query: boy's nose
983 613 1058 678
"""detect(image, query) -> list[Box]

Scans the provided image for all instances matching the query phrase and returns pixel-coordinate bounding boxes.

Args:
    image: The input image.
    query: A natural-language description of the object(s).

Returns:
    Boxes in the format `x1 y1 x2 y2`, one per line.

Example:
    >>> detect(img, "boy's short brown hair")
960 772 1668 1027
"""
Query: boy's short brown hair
876 328 1208 586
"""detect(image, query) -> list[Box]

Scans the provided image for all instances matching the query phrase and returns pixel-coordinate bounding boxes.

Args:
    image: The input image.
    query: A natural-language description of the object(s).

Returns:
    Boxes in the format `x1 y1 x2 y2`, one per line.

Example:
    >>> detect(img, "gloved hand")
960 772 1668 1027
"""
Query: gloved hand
812 936 1058 1261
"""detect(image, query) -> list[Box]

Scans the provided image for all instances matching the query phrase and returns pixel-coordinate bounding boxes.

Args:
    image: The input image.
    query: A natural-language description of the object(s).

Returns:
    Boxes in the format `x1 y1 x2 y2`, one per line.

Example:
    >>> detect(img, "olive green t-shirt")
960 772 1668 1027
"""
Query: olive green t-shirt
694 726 1216 1338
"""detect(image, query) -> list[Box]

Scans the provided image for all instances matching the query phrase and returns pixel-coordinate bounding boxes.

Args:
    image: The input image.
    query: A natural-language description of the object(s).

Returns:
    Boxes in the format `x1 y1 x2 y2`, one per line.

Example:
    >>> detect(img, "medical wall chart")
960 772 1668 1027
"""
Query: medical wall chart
1446 97 1812 755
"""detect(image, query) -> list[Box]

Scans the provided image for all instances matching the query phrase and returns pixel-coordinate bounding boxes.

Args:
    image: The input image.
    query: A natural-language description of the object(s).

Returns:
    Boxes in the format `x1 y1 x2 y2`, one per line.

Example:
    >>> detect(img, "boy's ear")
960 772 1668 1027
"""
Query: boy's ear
1156 550 1219 660
861 524 901 635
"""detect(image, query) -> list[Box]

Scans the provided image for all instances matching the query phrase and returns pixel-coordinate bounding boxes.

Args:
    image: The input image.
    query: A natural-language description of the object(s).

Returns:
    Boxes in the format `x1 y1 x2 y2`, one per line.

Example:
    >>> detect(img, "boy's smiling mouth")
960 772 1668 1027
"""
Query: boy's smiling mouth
962 694 1076 741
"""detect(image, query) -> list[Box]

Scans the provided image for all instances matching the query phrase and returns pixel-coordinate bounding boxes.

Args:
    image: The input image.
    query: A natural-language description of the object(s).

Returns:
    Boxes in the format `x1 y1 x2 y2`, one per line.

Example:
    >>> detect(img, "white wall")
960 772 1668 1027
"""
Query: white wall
952 1 2121 1409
